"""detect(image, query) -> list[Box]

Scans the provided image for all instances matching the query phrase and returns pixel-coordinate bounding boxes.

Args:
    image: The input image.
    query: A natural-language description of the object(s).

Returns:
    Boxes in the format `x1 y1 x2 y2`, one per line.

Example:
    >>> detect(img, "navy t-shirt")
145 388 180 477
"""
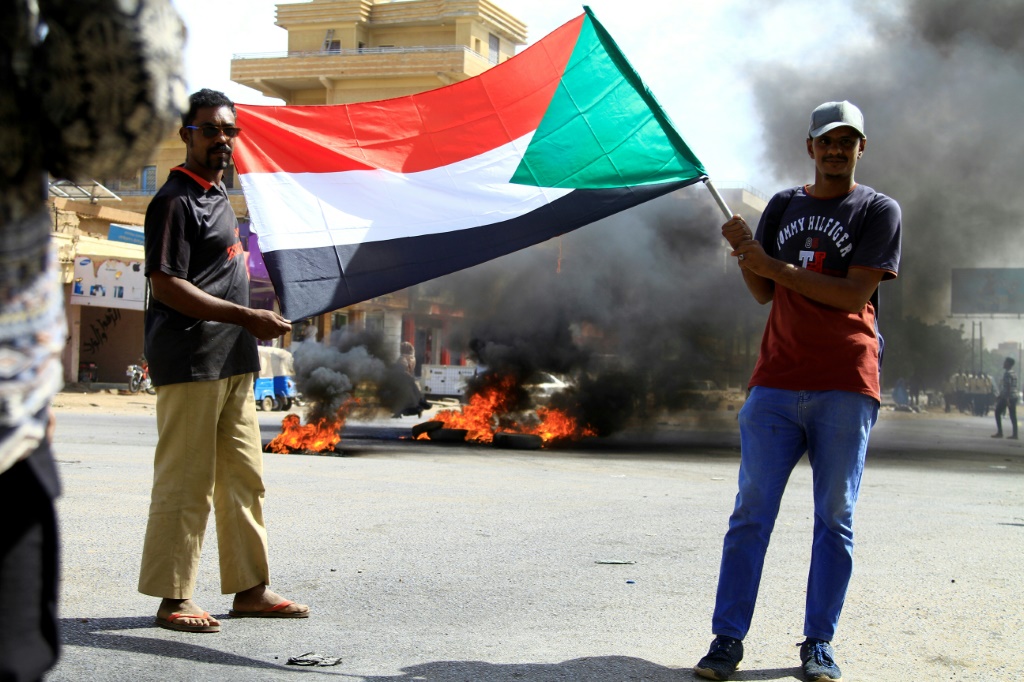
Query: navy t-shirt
143 167 259 386
749 184 902 401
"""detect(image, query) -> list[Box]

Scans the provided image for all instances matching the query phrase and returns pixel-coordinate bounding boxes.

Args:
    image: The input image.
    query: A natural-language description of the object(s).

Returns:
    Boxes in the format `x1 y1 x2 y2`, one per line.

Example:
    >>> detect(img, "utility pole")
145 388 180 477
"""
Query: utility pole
971 321 986 414
971 322 976 375
970 321 986 376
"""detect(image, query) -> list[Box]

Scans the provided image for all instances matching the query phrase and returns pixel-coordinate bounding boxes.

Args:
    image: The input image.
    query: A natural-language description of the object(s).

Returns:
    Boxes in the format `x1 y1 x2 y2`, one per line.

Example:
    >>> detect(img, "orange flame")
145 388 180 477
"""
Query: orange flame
430 374 594 446
525 406 597 443
266 400 355 453
431 374 518 443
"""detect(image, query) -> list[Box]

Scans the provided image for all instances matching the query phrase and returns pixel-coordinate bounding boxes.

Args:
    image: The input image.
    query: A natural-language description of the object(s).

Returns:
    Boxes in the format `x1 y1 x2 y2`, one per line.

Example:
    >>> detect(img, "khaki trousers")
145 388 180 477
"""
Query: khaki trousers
138 373 270 598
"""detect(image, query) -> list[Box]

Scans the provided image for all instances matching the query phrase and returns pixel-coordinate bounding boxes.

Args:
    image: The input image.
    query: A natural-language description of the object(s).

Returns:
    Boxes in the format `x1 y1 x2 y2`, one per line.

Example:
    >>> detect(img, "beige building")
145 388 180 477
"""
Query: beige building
232 0 526 105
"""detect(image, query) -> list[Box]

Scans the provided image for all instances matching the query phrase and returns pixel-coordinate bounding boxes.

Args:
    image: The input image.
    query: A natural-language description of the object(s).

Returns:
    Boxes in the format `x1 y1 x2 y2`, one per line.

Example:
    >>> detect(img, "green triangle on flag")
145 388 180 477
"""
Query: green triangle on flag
511 6 707 189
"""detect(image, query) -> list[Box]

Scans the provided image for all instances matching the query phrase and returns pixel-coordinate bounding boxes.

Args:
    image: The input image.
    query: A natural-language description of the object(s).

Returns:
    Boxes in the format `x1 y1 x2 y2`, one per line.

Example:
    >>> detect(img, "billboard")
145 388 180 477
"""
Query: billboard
951 268 1024 315
71 257 146 311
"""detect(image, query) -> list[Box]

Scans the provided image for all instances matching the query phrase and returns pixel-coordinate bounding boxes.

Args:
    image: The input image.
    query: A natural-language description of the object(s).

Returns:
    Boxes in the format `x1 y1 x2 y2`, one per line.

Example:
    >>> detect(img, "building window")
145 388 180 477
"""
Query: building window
474 38 482 54
332 312 348 330
141 165 156 191
488 33 500 64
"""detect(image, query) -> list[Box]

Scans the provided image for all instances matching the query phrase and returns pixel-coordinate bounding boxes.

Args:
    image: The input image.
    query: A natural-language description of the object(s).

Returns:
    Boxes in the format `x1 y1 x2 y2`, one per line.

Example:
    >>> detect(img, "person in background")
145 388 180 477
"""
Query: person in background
139 88 309 633
0 1 185 678
695 101 901 682
954 371 968 413
399 341 417 376
893 377 908 408
991 357 1018 439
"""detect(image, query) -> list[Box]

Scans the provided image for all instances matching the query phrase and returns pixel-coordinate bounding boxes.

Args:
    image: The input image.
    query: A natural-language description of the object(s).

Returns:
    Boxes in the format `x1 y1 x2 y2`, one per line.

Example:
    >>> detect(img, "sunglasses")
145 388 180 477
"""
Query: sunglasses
185 124 242 139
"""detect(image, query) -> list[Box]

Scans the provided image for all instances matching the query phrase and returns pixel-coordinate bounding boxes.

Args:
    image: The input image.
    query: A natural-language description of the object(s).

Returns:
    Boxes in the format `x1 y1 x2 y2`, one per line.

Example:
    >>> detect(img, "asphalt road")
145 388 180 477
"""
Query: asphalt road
45 405 1024 681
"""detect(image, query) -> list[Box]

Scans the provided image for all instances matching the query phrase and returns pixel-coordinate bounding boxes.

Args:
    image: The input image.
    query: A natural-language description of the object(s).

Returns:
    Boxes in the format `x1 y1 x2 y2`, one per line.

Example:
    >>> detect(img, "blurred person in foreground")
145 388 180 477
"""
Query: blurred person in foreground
694 101 902 682
139 88 309 633
991 356 1018 439
0 0 184 678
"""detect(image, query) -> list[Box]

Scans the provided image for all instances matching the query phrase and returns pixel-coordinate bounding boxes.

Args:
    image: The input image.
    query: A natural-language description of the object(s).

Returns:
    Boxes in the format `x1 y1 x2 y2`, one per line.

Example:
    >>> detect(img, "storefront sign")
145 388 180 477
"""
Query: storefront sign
71 256 146 311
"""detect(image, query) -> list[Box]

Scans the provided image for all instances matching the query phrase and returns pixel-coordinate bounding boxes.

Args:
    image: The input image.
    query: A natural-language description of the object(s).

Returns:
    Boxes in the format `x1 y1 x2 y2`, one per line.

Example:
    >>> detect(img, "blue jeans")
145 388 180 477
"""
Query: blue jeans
711 387 878 642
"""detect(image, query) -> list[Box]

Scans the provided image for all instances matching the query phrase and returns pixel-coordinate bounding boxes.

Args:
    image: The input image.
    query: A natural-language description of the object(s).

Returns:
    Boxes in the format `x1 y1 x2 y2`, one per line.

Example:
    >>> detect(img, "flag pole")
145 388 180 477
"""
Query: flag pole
703 177 734 221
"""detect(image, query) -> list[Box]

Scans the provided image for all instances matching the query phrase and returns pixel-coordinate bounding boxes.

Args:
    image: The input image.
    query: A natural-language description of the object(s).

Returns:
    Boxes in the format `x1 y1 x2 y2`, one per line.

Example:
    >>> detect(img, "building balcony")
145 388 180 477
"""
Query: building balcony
231 45 494 102
273 0 527 44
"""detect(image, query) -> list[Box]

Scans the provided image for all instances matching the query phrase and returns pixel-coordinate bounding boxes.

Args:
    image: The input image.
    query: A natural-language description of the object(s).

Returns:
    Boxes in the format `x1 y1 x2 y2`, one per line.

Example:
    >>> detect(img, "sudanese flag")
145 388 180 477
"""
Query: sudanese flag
234 7 709 320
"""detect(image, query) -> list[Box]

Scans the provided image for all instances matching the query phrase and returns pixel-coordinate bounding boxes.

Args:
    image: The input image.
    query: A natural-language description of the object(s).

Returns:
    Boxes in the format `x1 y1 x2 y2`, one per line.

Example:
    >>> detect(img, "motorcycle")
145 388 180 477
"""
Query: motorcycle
126 360 155 394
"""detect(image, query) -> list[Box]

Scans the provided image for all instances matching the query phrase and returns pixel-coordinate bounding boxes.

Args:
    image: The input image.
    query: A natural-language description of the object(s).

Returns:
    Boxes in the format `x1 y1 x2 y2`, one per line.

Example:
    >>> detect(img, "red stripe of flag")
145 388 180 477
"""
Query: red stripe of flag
234 15 583 175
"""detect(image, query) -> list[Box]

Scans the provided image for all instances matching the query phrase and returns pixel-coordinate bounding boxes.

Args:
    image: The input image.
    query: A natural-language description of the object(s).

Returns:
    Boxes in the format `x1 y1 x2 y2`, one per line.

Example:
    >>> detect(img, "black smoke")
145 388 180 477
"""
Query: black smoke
438 188 765 434
292 328 426 422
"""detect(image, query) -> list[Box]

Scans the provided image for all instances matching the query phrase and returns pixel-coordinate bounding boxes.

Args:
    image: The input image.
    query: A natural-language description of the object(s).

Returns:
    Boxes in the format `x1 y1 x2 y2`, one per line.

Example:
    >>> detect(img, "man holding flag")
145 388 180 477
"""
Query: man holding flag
695 101 901 681
139 89 308 632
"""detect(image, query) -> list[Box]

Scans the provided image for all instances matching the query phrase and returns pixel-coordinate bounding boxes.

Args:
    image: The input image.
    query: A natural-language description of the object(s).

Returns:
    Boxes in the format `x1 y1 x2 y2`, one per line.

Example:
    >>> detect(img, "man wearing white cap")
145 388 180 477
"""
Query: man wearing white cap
694 101 902 681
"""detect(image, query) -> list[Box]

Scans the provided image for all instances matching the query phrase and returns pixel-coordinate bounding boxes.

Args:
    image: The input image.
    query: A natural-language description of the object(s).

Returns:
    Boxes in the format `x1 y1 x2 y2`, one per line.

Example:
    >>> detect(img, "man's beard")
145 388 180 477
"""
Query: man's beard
206 148 232 170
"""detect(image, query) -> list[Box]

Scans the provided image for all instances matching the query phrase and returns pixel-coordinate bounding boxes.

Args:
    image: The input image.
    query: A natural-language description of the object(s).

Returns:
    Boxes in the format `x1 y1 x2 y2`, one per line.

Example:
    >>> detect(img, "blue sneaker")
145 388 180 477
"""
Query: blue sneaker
694 635 743 680
799 638 842 681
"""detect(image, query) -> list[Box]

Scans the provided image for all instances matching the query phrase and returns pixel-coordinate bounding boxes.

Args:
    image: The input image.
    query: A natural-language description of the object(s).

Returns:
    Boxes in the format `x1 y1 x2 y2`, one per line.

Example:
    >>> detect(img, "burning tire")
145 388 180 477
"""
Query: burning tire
428 428 468 442
412 420 444 439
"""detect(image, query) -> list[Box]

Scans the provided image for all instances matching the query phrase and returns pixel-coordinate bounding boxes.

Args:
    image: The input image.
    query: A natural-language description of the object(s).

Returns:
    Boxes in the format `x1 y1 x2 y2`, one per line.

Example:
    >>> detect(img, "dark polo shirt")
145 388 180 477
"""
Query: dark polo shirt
143 166 259 386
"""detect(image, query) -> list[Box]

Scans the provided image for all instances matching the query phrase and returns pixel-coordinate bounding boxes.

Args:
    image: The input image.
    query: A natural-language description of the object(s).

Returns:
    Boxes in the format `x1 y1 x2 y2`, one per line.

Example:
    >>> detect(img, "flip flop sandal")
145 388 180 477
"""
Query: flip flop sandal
228 599 310 618
286 652 342 666
155 611 220 633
